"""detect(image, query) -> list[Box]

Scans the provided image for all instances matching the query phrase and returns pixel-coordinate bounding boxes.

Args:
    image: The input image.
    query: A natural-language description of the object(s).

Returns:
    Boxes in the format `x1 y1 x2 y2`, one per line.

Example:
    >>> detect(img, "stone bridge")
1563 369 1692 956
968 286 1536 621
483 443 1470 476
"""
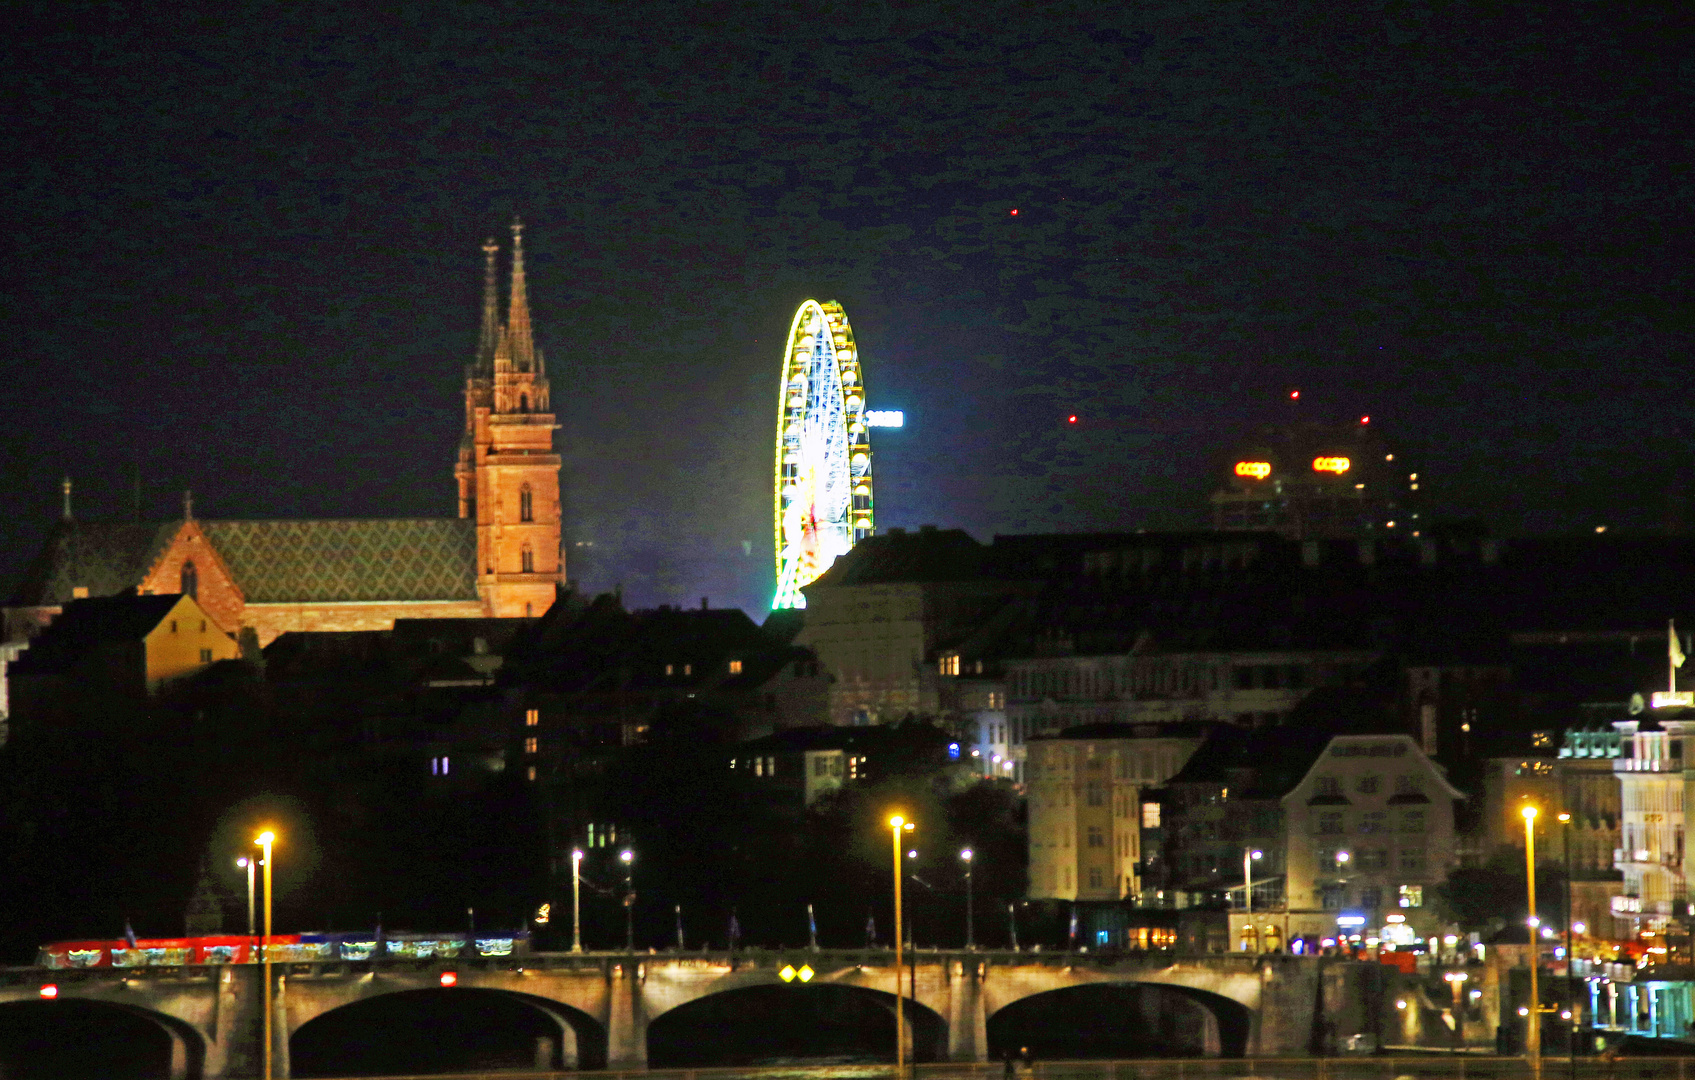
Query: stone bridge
0 950 1379 1079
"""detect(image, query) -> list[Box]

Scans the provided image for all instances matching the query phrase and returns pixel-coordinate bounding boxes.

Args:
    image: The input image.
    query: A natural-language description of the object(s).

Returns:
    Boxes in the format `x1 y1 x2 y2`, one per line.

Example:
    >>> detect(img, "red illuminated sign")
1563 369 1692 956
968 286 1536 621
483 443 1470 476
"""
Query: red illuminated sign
439 972 458 987
1313 457 1351 474
1234 461 1272 480
39 985 58 998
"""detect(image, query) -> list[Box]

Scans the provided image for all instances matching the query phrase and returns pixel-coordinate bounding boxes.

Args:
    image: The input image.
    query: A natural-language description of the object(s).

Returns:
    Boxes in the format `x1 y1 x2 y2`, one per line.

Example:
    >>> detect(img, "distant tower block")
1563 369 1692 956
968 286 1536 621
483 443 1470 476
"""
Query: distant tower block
772 300 872 610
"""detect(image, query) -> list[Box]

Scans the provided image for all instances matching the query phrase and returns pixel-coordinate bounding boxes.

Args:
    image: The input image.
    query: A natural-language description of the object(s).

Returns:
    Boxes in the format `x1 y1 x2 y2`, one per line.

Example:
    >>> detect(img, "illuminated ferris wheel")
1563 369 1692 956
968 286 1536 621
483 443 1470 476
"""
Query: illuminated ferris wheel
772 299 873 609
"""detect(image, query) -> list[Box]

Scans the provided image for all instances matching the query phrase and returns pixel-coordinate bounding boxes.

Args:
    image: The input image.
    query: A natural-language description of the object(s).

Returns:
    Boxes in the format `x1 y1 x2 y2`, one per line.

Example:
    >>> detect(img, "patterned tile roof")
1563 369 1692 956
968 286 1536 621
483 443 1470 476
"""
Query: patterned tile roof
5 522 178 606
199 519 478 603
7 518 478 607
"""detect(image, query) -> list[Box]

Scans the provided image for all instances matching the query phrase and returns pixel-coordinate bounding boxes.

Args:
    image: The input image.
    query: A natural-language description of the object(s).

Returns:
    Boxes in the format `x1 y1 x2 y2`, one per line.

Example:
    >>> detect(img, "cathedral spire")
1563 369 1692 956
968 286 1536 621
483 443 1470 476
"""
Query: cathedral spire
475 237 500 374
507 217 536 371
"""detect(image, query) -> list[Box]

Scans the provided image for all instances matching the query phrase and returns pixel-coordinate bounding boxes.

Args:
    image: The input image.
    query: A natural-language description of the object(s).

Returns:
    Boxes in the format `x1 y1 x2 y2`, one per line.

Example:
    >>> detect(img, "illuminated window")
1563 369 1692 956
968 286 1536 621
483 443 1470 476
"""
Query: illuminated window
430 755 450 776
1142 802 1161 828
729 659 743 675
683 664 692 676
526 765 536 782
1399 884 1424 907
519 484 533 522
665 664 674 676
525 737 538 754
941 654 960 676
181 561 198 600
525 708 539 727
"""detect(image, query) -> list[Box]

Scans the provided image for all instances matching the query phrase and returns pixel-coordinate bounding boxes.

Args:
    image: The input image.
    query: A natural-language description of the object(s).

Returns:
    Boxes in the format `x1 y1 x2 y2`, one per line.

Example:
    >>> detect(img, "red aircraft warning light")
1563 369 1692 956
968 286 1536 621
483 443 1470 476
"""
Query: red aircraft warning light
1068 415 1077 424
1290 390 1300 400
1010 208 1019 216
439 972 458 987
1360 415 1371 425
39 984 58 999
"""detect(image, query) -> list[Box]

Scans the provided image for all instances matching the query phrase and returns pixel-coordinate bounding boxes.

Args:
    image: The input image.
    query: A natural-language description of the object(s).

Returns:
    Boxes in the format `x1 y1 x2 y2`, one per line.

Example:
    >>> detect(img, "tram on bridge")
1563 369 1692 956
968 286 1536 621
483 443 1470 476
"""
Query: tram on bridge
36 930 531 968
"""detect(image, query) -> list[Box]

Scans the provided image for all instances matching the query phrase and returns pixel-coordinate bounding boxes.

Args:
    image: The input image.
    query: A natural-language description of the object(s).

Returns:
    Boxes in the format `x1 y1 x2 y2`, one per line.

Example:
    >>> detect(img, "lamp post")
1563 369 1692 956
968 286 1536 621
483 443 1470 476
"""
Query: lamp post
236 857 255 938
1335 850 1352 954
960 848 975 950
1444 971 1469 1053
254 830 275 1080
1558 811 1576 1080
889 814 914 1077
619 848 635 953
1522 804 1541 1076
571 848 584 953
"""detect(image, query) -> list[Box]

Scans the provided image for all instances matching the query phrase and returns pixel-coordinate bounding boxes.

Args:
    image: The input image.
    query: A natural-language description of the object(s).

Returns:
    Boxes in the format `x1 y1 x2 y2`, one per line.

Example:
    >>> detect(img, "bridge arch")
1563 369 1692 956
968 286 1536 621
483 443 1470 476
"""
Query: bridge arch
290 986 605 1077
648 982 947 1067
987 981 1252 1059
0 996 207 1079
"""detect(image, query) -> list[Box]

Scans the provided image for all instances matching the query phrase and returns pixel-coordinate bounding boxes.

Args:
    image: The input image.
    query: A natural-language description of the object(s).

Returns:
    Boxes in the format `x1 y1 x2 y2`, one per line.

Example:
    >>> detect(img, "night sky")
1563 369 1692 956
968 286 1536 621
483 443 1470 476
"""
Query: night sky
3 1 1688 614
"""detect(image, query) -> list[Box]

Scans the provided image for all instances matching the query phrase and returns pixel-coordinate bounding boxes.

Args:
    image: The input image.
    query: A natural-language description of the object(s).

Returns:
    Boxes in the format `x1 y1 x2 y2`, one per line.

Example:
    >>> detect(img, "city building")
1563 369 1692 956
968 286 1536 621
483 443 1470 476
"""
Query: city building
1210 420 1417 539
1024 722 1212 902
7 592 240 727
1004 648 1379 782
4 225 563 648
726 724 958 807
1611 707 1692 933
1144 707 1463 954
796 527 1020 725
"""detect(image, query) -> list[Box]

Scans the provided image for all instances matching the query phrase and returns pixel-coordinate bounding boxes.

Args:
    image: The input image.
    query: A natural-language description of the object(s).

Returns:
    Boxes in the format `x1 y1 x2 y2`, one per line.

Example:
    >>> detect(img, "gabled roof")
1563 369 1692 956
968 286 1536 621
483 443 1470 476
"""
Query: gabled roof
803 527 986 589
6 522 178 606
7 518 479 607
8 592 192 676
198 519 477 603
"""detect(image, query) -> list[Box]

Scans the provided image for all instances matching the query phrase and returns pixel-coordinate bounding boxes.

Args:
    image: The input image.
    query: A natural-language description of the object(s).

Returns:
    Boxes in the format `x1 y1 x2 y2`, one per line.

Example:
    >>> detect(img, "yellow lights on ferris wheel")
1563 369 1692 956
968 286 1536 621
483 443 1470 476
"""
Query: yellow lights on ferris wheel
772 300 874 611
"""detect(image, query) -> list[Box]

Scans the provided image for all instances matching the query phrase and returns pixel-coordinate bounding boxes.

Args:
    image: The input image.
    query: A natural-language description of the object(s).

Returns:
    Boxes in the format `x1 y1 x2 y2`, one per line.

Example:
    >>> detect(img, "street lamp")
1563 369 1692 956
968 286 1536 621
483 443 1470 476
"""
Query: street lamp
1522 804 1541 1073
1444 971 1469 1053
1244 849 1263 915
1557 811 1577 1080
960 848 975 950
236 857 255 938
254 829 275 1080
619 848 635 953
889 814 915 1077
571 848 584 952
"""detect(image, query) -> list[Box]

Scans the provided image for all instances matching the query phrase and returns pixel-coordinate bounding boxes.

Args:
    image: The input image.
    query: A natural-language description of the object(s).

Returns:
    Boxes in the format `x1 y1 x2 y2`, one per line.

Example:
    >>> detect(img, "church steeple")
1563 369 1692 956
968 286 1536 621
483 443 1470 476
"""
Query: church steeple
506 217 536 372
475 237 500 375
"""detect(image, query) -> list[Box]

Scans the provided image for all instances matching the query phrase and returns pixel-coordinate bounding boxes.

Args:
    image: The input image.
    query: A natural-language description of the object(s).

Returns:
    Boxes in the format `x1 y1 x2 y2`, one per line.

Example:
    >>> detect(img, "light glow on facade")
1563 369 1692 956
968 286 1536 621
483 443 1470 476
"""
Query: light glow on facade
773 300 872 609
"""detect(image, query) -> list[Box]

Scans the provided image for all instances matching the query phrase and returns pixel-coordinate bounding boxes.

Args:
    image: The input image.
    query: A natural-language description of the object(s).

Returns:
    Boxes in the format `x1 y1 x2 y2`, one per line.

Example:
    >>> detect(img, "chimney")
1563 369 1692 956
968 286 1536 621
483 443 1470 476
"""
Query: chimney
701 597 709 611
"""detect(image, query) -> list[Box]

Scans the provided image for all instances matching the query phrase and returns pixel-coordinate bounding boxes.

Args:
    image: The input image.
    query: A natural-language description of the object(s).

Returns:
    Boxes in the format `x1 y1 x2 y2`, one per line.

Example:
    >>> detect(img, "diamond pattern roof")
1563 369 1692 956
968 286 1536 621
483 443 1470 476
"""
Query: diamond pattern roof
199 519 478 603
7 519 478 606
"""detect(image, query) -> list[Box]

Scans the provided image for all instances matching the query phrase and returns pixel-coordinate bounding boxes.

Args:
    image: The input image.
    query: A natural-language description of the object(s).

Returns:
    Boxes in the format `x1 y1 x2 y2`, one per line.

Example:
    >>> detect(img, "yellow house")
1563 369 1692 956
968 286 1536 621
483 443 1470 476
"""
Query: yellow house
6 592 239 720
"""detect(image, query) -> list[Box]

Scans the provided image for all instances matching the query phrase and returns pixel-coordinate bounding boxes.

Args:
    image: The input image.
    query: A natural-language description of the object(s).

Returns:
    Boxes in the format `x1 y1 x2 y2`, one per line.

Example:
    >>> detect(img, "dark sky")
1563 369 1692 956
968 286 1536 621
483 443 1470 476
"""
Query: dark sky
2 0 1689 614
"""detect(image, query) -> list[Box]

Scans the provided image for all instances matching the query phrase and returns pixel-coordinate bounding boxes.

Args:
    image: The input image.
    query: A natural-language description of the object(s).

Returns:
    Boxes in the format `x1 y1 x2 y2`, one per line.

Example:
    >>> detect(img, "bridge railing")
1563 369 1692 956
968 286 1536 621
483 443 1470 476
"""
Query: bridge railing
306 1059 1693 1080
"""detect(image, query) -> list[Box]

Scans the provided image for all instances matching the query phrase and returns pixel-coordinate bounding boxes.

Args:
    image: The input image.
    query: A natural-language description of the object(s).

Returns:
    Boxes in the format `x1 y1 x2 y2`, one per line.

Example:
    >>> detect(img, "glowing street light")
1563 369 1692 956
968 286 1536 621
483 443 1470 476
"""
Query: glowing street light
237 856 256 938
620 848 636 952
254 829 276 1080
570 848 585 952
888 814 915 1077
1522 805 1541 1072
1244 849 1263 916
960 848 975 950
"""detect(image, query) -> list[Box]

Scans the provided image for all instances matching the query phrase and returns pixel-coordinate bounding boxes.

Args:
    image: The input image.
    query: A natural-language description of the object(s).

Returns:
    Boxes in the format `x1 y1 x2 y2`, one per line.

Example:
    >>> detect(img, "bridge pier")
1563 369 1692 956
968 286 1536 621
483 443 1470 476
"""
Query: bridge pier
947 958 988 1062
608 960 648 1070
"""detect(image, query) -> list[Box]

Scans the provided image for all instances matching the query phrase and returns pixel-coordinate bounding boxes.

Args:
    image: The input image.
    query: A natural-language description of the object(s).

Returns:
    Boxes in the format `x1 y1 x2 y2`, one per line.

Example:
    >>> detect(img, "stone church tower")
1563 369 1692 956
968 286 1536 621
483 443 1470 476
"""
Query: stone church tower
456 220 562 618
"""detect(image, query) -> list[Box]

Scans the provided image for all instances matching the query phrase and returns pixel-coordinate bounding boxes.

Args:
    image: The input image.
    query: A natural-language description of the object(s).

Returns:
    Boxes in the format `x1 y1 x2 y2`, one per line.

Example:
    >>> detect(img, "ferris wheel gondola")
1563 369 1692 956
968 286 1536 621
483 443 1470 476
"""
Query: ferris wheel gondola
772 299 873 609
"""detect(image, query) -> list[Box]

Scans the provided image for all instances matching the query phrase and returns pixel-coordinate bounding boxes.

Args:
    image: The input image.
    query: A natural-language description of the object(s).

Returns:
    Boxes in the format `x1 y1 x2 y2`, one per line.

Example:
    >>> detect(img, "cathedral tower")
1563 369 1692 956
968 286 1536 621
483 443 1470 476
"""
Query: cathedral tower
458 220 562 618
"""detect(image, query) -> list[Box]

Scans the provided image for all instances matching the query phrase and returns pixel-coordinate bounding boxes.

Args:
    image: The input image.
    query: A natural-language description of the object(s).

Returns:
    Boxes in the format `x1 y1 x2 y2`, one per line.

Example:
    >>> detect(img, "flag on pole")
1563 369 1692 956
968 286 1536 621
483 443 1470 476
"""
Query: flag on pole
728 911 741 950
808 903 818 950
123 919 138 948
866 911 877 948
1068 905 1079 949
1673 619 1686 670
